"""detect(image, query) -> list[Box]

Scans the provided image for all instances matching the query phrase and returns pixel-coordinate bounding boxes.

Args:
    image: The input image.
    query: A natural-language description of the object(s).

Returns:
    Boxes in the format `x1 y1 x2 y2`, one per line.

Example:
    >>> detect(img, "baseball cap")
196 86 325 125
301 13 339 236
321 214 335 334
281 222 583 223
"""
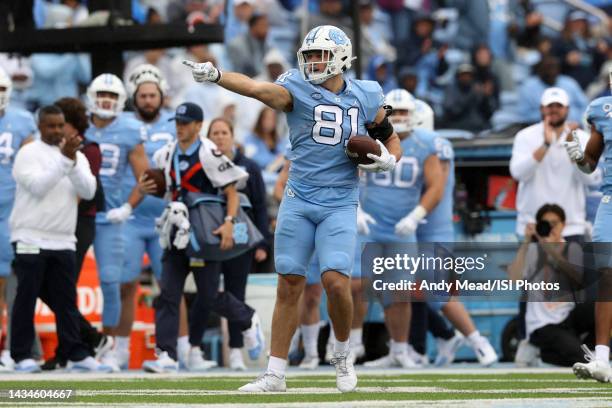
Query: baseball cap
540 87 569 107
169 102 204 123
456 63 475 75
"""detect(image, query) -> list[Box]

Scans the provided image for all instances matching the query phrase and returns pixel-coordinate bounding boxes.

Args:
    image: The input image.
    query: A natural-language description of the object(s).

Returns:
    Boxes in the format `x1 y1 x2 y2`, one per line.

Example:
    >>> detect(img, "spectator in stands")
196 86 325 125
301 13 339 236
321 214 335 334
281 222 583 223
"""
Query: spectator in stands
227 12 270 77
26 5 91 110
472 44 500 109
366 56 398 94
359 0 395 62
442 63 498 132
243 106 287 172
9 105 105 373
396 12 436 69
508 204 593 367
224 0 258 44
510 87 599 242
514 7 544 50
254 48 290 83
552 10 609 90
398 66 418 96
517 56 588 124
446 0 489 52
202 117 271 370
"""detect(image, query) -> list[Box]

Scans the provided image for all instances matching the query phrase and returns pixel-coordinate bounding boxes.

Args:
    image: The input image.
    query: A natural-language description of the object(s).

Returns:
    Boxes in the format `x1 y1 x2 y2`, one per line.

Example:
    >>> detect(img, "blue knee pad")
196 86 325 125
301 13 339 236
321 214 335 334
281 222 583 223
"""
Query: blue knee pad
0 217 13 277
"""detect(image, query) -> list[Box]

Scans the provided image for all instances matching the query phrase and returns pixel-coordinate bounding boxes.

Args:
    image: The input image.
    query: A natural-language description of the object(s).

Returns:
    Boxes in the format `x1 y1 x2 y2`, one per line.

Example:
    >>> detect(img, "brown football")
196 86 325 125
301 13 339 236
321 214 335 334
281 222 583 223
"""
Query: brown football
144 168 166 197
345 135 381 165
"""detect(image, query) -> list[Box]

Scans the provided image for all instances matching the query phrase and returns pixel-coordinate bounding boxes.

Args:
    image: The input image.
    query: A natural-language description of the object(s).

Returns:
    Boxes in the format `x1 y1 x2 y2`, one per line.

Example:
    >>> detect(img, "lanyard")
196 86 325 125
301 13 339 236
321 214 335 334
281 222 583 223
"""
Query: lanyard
173 146 183 200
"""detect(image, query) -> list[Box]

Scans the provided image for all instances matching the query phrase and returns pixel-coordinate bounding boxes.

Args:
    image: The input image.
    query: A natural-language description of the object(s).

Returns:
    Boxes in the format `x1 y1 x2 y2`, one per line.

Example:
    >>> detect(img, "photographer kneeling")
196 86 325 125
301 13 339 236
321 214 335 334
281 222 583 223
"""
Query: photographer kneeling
509 204 594 367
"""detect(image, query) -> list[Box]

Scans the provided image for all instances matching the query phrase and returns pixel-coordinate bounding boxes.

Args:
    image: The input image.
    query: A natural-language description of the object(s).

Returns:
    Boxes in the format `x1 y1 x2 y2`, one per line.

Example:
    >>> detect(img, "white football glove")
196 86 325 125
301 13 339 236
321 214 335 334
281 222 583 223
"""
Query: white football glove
562 131 584 162
167 202 191 250
358 140 397 173
357 205 376 235
106 203 132 224
394 205 427 237
182 60 221 83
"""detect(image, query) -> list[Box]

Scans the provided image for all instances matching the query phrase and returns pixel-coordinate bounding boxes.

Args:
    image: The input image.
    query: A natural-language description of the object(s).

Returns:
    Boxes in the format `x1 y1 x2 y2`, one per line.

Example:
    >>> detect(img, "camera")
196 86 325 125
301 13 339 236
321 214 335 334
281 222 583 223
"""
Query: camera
531 220 552 242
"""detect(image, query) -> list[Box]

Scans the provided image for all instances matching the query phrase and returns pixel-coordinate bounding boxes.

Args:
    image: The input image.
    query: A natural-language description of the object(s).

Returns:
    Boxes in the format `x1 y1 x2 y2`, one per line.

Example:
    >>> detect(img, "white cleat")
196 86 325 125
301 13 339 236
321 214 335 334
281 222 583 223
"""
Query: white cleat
99 349 121 373
434 332 464 367
573 345 612 383
472 337 498 367
0 350 15 371
238 372 287 392
186 347 217 372
14 358 41 373
299 354 320 370
142 351 179 373
229 348 247 371
364 352 419 368
349 344 365 364
116 349 130 371
407 344 429 366
94 335 114 361
67 356 114 373
331 351 357 393
514 339 541 368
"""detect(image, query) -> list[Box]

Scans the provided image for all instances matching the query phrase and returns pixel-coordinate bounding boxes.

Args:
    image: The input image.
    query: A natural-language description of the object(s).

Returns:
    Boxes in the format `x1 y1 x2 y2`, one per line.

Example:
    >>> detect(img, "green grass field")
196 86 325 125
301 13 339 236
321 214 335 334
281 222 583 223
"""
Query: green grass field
0 371 611 407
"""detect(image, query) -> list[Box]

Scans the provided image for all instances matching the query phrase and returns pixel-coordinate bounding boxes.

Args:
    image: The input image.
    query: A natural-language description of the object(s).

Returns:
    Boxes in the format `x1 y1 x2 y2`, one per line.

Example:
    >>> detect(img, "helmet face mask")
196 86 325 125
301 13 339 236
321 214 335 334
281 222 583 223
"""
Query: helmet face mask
87 74 126 119
297 25 353 85
0 68 13 112
385 89 416 134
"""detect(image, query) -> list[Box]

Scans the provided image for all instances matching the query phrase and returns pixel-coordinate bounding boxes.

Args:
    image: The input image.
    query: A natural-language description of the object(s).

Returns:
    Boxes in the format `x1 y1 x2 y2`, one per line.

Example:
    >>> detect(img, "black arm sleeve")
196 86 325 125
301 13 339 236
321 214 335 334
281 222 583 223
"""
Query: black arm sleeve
367 116 394 142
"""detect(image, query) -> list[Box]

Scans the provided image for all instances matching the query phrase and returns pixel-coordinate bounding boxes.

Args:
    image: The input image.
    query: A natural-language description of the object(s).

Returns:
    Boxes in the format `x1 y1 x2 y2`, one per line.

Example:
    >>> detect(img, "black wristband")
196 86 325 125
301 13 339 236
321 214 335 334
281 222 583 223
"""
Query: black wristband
543 141 551 148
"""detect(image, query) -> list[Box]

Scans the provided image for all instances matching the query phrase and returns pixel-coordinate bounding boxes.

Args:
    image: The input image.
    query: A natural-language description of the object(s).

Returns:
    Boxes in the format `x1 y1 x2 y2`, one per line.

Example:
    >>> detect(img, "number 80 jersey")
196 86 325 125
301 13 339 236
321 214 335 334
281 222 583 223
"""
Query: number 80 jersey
276 69 384 207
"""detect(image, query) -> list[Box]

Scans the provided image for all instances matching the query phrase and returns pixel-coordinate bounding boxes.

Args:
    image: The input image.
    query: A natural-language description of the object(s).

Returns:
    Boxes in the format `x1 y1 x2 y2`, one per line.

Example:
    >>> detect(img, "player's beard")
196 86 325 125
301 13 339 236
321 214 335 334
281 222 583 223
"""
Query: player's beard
138 105 161 122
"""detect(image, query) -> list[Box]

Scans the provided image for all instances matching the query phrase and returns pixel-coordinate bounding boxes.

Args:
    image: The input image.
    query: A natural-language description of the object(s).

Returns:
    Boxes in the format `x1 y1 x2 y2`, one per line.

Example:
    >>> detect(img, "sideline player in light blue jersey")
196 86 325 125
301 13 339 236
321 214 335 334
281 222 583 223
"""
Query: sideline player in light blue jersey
566 70 612 383
356 89 444 369
413 99 498 368
111 65 177 370
184 25 402 392
0 68 35 369
84 73 149 372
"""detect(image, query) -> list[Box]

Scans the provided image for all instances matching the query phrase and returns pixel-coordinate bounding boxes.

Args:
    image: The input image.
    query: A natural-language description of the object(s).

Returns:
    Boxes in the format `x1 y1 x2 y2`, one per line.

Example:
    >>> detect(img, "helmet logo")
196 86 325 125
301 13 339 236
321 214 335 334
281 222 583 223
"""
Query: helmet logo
328 29 348 45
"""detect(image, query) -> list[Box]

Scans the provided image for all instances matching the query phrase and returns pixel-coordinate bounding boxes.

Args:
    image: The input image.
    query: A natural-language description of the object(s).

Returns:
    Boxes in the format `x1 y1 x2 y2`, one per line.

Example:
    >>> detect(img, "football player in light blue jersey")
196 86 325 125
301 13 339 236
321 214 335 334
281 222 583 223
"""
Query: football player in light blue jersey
412 99 498 368
0 68 35 368
184 25 402 392
356 89 444 369
566 70 612 383
110 65 177 370
84 73 150 372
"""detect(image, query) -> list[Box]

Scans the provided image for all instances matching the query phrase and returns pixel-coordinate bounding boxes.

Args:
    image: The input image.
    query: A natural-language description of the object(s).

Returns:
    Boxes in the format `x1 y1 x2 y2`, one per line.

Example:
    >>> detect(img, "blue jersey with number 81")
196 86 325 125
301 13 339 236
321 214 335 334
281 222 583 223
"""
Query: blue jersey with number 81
275 69 383 207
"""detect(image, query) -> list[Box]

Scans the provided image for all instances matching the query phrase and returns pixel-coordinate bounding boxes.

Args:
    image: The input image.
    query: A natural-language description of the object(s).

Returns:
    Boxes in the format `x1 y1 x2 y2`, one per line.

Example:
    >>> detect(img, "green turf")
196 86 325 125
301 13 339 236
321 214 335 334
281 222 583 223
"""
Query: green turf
0 373 611 404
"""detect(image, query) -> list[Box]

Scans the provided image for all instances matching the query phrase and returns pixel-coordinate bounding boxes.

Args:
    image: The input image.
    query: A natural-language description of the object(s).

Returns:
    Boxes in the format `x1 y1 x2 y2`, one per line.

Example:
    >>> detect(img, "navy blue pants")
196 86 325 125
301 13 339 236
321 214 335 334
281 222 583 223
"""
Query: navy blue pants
11 246 89 363
155 248 254 360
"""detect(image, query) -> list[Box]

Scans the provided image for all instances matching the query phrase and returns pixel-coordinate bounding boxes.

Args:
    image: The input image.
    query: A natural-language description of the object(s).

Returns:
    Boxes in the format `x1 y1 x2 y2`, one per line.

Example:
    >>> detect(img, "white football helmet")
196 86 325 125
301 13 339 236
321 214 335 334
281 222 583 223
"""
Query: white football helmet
385 89 416 134
413 99 435 131
126 64 168 97
87 73 127 119
297 25 354 85
0 67 12 111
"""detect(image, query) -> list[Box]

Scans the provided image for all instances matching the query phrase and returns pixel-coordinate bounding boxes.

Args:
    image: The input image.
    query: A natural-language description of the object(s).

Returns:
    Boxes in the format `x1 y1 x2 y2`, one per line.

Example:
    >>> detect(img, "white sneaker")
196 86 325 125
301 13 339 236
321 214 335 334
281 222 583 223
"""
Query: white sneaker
238 372 286 392
14 358 41 373
364 352 419 368
94 335 114 360
142 351 179 373
349 344 365 364
67 356 114 373
472 337 498 366
229 348 247 371
514 339 541 368
434 332 464 367
0 350 14 371
186 347 217 372
243 313 265 360
331 351 357 393
299 354 320 370
573 344 612 383
407 344 429 366
116 348 130 371
100 349 121 373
